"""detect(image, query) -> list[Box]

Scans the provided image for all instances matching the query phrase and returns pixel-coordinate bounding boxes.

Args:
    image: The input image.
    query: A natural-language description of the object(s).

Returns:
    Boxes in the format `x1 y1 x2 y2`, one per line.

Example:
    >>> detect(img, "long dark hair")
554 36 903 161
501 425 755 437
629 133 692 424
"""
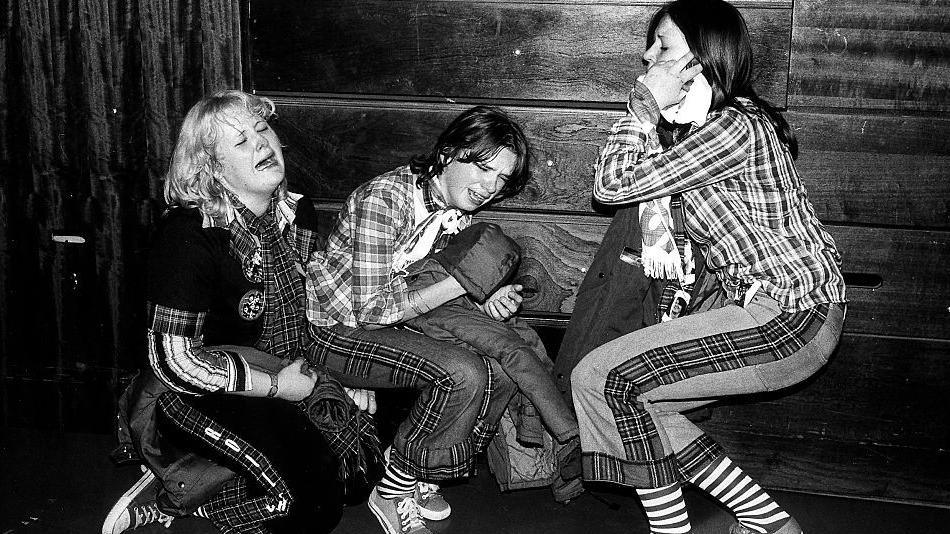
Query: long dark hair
410 105 531 199
648 0 798 158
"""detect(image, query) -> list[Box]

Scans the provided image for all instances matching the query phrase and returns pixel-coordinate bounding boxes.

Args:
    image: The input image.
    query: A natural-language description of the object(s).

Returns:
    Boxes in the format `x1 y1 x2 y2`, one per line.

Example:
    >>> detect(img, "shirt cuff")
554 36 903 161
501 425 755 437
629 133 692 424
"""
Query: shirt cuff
628 81 662 125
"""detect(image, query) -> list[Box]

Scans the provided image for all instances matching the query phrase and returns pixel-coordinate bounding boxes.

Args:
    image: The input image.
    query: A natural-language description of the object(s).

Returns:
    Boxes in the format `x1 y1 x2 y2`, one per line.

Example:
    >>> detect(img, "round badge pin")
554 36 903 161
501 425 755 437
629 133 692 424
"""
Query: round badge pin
238 288 265 320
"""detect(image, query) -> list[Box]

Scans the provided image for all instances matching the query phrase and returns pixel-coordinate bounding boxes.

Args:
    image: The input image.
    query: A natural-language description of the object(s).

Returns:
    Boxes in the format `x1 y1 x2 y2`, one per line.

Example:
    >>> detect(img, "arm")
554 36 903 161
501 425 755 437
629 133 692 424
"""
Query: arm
361 275 466 329
593 82 752 205
145 213 315 401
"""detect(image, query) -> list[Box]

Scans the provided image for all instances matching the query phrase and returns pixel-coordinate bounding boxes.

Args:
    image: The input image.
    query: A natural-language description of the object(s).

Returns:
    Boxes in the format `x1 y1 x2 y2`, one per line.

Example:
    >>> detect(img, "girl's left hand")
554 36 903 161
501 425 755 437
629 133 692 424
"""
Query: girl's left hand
641 52 703 110
478 284 523 321
344 387 377 414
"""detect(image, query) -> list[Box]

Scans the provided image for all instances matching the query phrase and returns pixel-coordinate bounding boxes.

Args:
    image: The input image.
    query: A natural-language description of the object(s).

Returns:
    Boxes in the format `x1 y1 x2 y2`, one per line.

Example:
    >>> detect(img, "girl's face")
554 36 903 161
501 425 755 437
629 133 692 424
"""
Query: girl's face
642 15 691 70
214 108 285 209
434 148 517 212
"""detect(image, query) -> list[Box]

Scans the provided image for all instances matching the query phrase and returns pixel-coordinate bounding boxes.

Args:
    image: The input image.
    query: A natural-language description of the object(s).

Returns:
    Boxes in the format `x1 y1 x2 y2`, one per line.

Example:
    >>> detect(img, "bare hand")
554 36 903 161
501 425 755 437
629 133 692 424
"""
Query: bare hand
275 358 317 402
478 284 523 321
641 52 703 110
344 387 377 414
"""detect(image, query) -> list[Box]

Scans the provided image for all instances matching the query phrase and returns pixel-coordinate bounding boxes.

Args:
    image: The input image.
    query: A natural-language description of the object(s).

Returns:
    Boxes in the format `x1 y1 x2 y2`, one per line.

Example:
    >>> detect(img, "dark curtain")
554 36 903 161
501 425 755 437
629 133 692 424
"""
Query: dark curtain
0 0 242 430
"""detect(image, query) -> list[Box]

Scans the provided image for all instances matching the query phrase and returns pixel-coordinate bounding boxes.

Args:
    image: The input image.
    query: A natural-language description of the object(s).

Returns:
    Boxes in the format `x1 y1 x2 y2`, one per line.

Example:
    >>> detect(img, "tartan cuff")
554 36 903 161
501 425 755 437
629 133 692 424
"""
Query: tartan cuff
628 81 662 125
149 303 205 338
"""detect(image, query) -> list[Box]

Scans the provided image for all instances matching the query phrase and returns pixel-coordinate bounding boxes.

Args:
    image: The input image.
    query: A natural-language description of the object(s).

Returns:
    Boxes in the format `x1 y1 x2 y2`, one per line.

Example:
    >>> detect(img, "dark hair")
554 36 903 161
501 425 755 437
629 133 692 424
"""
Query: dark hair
410 105 531 199
648 0 798 158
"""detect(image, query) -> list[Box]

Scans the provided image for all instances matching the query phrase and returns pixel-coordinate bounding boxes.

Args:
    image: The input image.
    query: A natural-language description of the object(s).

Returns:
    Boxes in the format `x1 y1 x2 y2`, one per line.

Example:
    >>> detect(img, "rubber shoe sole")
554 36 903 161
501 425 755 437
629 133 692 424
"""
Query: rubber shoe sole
101 469 156 534
367 489 401 534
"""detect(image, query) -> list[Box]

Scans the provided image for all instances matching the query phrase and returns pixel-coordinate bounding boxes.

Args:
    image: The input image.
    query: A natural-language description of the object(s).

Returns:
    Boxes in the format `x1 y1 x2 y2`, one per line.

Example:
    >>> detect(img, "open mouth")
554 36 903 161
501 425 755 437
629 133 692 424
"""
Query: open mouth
255 153 278 171
468 190 488 205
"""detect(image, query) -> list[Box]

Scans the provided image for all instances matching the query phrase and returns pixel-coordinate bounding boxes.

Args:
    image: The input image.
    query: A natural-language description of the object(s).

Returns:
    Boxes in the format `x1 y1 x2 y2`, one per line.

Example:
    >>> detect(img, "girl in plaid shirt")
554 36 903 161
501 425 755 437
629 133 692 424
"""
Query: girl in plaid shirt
571 1 847 533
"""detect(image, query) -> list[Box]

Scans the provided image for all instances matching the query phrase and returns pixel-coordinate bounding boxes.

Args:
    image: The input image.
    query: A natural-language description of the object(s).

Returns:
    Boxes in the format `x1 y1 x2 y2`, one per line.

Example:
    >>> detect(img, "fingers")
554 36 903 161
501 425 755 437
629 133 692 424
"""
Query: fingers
672 52 695 72
366 390 377 415
344 387 376 413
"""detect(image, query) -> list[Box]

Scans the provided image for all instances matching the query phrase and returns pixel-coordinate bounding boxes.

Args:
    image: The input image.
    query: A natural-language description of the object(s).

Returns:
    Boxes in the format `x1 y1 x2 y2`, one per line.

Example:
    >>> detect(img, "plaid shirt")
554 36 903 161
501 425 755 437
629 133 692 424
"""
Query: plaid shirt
594 83 846 312
306 166 471 327
149 194 321 395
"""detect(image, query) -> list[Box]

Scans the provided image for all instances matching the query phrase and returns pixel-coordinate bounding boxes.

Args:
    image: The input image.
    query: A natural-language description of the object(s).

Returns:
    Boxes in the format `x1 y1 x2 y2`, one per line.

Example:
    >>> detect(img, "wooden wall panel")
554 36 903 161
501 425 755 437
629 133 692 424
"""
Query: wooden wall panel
705 335 950 505
249 0 791 106
311 206 950 339
789 0 950 110
705 335 950 451
710 426 950 506
279 100 950 228
494 214 950 339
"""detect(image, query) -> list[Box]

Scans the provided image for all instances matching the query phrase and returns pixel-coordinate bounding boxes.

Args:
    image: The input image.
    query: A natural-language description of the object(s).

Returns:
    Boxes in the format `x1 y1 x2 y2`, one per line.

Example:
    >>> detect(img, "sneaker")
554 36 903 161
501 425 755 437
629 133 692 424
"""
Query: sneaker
415 482 451 521
102 469 174 534
729 517 802 534
367 488 432 534
382 446 451 521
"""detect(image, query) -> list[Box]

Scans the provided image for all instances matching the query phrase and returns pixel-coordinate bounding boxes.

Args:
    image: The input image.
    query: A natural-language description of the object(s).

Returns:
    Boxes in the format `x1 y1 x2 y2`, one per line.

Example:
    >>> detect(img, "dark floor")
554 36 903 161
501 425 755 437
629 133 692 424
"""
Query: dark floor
1 427 947 534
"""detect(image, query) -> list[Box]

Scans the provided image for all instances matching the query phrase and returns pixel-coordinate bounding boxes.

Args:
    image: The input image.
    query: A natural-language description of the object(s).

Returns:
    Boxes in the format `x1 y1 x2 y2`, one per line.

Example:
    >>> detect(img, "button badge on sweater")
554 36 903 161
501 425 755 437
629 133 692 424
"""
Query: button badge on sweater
238 289 265 320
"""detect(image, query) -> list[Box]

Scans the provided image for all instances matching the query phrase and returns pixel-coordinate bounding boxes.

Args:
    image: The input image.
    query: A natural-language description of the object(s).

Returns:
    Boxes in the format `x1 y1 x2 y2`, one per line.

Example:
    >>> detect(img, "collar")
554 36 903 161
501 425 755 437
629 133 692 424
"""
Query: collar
419 176 445 213
201 191 301 234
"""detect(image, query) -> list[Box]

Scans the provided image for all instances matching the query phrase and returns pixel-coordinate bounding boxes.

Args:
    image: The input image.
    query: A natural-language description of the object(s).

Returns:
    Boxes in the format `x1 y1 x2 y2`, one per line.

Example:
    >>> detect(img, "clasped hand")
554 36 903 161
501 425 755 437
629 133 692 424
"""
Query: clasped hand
478 283 523 321
276 358 318 402
641 52 704 110
276 359 378 414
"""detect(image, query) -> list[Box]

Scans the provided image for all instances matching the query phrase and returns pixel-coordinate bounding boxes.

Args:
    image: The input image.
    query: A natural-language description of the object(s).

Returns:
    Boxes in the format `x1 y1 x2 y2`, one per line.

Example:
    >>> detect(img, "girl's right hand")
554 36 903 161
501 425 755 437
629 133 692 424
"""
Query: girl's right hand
641 52 703 110
275 358 317 402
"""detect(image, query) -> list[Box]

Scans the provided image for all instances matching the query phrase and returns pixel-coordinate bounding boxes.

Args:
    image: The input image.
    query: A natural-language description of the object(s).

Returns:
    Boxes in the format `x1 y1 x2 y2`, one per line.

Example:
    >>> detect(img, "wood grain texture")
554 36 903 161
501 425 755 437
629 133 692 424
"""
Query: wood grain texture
309 205 950 339
488 213 950 339
701 335 950 451
707 427 950 506
277 100 950 228
248 0 790 105
789 0 950 110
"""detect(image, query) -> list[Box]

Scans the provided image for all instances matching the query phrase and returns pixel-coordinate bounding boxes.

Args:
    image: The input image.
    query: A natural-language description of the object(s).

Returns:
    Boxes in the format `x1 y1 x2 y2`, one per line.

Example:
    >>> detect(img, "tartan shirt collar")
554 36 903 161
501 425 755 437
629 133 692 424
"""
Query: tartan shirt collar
201 191 301 234
419 176 446 213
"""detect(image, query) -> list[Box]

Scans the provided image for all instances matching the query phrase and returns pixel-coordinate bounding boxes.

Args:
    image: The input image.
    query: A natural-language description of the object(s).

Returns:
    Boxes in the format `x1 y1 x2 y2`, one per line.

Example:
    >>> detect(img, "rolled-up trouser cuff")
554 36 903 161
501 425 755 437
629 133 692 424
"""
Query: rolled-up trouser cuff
580 450 680 488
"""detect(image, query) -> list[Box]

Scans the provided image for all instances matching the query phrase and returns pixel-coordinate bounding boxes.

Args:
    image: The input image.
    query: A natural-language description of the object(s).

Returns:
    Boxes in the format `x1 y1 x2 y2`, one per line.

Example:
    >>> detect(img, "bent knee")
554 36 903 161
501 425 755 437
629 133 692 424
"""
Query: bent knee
440 356 488 395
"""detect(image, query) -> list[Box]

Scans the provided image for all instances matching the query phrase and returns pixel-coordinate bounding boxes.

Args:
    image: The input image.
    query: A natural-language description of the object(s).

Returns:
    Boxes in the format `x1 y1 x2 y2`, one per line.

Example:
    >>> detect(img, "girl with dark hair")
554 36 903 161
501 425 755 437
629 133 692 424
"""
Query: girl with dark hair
307 106 574 534
570 1 847 533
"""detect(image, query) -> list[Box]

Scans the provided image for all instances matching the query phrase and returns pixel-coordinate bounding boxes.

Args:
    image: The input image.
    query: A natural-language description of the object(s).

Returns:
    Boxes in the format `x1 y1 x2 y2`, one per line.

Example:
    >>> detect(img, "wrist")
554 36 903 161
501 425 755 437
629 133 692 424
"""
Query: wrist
629 80 662 124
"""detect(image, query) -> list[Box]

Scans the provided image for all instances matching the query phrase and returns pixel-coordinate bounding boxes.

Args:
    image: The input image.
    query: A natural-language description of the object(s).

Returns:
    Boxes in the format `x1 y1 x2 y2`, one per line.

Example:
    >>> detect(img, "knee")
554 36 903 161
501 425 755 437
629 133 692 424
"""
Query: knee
490 364 517 399
440 356 488 398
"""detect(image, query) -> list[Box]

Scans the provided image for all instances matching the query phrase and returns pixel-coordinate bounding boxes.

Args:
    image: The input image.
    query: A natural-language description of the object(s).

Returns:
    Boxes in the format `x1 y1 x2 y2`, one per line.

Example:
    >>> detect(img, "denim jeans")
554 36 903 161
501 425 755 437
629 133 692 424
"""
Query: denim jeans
307 323 517 480
571 291 845 488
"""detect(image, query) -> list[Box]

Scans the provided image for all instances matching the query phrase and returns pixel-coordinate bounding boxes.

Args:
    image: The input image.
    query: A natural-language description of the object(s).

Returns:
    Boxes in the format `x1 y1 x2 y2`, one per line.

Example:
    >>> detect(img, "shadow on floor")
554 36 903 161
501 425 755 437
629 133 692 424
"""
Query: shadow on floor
2 427 947 534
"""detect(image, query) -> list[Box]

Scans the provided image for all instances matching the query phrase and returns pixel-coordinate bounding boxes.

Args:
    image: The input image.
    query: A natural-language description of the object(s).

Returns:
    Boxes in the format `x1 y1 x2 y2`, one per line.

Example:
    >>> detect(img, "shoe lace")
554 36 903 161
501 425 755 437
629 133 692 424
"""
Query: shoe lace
132 502 174 529
417 482 440 500
395 496 425 532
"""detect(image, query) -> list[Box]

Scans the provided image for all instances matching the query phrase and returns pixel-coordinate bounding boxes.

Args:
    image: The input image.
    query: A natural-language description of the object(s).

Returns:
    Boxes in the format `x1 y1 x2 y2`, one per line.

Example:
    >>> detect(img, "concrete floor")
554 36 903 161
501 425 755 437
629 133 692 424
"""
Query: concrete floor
2 427 947 534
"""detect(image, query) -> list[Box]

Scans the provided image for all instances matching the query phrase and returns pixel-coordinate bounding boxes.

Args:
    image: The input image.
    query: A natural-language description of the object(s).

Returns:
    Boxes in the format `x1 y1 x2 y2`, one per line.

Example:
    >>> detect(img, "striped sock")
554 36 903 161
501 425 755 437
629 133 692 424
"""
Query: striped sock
376 462 417 500
689 456 790 533
635 483 692 534
193 505 209 518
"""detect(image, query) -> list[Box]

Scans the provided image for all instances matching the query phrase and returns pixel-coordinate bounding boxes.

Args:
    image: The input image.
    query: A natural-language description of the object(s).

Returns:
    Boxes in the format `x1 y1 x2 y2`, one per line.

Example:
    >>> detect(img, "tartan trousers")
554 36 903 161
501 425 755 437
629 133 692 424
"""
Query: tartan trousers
305 323 517 480
572 291 845 488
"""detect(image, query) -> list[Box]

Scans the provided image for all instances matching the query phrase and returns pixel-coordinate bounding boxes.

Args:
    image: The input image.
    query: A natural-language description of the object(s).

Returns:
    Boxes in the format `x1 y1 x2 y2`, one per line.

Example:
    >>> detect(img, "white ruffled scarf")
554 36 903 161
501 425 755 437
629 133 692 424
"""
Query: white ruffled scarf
637 74 712 284
391 185 468 276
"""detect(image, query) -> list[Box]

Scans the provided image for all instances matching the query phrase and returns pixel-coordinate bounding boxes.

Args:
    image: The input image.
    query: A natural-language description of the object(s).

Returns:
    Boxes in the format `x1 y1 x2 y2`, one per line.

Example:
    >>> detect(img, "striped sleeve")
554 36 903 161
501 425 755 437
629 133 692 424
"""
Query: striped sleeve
146 304 253 395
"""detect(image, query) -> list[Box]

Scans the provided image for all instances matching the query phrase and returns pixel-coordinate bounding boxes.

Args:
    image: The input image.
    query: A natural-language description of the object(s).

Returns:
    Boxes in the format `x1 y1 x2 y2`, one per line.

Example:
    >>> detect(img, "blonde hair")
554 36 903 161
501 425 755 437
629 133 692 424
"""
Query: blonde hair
164 90 286 217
